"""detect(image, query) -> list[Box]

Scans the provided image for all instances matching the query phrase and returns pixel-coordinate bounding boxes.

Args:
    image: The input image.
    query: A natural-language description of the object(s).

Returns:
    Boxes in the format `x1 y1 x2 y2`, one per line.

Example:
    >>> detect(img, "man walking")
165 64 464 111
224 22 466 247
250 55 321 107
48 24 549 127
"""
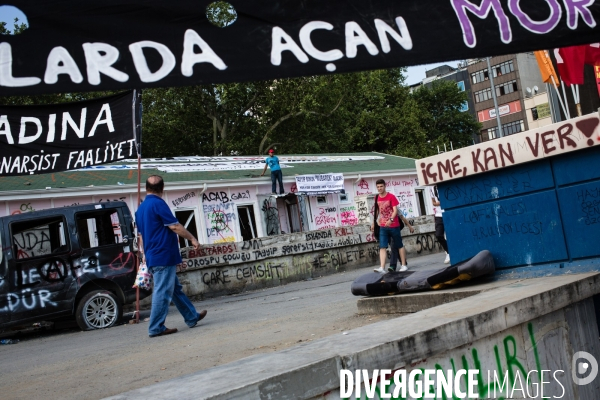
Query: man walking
261 148 285 195
431 185 450 264
388 212 415 271
371 179 406 273
136 175 207 337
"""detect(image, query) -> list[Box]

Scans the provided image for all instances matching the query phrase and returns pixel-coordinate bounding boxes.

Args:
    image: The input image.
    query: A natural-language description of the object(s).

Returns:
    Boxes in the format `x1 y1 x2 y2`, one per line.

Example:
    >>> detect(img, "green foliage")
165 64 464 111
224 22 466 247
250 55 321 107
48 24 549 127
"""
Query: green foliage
411 80 481 156
0 17 28 35
206 1 237 27
0 63 480 159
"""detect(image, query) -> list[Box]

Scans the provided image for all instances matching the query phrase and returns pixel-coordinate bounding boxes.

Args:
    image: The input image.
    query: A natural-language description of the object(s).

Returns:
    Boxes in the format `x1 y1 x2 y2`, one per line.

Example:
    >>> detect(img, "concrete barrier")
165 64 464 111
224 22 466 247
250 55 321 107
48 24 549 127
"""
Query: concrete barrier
109 273 600 400
172 217 443 299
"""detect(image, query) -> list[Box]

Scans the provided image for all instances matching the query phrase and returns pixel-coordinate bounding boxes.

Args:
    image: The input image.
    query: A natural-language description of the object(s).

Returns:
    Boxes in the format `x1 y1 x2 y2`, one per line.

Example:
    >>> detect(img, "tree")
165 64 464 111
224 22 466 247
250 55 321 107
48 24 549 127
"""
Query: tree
141 87 217 157
0 17 27 35
254 75 344 154
410 80 481 157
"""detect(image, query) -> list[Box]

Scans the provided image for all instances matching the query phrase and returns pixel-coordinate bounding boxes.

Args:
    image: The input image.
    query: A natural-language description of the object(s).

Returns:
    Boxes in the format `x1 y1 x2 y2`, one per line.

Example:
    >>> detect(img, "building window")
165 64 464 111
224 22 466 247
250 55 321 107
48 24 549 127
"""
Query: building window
471 69 489 84
474 88 492 103
531 107 539 121
503 120 525 136
339 193 350 204
174 209 199 248
493 60 514 77
237 205 258 241
316 195 328 205
471 60 514 84
482 120 525 140
495 80 518 97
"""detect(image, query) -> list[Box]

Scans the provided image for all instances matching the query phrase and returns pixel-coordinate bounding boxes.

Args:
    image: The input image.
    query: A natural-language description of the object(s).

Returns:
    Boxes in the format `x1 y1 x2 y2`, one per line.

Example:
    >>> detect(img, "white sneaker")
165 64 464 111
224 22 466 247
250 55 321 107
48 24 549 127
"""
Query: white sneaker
373 267 386 273
399 265 408 272
444 253 450 264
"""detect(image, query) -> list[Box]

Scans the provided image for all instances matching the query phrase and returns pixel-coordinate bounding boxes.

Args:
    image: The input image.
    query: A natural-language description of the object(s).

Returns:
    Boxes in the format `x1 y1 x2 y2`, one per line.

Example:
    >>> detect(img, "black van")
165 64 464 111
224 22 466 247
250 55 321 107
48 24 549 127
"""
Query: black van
0 202 150 331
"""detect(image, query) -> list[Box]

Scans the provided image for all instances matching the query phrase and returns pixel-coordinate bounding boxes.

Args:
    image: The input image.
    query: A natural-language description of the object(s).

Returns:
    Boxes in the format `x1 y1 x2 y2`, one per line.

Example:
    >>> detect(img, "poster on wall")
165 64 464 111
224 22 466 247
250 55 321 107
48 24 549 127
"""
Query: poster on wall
295 173 344 195
314 206 338 230
386 176 418 218
2 2 598 96
0 91 138 176
396 188 417 218
202 197 238 244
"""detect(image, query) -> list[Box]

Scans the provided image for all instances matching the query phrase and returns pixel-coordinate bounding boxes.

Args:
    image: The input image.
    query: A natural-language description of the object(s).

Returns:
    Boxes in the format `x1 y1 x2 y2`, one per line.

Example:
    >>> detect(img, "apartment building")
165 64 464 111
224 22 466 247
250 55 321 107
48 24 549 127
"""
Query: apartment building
467 53 548 142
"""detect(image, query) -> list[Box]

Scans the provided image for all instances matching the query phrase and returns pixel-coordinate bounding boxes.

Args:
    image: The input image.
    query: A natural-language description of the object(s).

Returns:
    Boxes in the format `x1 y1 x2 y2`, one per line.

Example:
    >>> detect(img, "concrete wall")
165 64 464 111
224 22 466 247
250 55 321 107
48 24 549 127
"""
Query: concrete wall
108 271 600 400
173 217 442 299
318 296 600 399
440 144 600 273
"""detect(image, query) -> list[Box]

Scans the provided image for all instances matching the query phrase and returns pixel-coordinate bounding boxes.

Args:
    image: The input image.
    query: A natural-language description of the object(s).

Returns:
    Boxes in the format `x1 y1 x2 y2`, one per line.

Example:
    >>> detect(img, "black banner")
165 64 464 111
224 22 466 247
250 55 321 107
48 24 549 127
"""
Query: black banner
1 1 599 96
0 91 138 176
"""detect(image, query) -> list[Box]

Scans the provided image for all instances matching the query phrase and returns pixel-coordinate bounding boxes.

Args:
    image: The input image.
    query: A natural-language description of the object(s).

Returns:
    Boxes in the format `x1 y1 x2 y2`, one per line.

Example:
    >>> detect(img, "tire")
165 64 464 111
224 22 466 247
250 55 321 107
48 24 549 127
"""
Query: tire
75 290 122 331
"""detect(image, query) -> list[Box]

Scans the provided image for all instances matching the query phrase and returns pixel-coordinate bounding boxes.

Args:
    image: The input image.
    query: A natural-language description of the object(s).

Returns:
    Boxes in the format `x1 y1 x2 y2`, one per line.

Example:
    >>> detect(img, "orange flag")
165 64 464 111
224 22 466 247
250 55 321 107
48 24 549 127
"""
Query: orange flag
595 64 600 98
534 50 560 87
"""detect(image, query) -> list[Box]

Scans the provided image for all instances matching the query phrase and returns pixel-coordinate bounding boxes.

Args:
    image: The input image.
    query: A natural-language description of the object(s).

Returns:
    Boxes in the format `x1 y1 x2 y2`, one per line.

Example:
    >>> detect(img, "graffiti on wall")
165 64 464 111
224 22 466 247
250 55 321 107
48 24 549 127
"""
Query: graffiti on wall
417 115 600 185
178 226 372 271
172 191 196 207
355 197 371 225
297 195 309 232
198 262 286 287
315 207 337 230
333 321 565 400
414 234 442 254
577 186 600 226
340 205 358 226
292 247 375 271
393 178 418 218
356 178 372 196
261 197 280 236
203 202 236 243
442 169 536 206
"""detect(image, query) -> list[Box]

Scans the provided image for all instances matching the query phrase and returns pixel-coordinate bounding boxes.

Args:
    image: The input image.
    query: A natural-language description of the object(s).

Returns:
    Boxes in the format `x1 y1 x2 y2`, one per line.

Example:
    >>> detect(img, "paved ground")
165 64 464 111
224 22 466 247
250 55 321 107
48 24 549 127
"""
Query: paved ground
0 252 447 400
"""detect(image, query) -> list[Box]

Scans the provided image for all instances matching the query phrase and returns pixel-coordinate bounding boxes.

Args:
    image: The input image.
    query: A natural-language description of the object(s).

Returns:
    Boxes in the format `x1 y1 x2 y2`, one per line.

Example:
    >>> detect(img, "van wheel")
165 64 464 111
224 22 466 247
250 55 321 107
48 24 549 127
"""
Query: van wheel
75 290 122 330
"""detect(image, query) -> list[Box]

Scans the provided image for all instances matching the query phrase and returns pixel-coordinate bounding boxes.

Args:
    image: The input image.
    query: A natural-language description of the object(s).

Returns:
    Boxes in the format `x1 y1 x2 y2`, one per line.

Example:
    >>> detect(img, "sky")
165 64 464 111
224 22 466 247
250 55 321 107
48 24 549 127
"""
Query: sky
0 5 26 32
1 5 458 87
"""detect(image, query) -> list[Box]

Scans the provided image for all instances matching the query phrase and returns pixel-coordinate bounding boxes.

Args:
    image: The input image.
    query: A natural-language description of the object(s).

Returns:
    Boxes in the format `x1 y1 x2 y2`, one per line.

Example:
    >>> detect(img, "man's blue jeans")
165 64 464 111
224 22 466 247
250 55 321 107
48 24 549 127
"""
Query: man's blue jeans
148 265 199 336
271 169 284 194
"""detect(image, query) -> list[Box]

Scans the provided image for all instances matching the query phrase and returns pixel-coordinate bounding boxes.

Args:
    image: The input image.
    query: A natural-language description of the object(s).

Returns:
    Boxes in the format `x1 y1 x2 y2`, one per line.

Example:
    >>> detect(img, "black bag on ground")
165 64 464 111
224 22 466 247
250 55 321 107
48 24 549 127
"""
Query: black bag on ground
351 250 495 296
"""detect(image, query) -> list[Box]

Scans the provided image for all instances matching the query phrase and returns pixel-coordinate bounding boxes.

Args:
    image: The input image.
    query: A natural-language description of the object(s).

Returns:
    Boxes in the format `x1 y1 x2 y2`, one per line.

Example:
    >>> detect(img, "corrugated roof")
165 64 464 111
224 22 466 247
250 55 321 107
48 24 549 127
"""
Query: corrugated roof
0 152 416 193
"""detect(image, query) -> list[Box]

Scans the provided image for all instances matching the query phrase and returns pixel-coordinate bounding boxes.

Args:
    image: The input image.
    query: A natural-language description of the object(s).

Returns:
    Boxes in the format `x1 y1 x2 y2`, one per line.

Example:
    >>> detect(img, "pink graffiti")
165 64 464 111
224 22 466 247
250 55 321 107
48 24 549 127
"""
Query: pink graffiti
340 211 358 226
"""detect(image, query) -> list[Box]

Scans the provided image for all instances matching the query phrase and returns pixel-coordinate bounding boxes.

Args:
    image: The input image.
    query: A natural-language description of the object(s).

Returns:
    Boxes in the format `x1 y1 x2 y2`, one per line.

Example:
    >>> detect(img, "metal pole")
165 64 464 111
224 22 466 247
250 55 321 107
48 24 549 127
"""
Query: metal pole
550 76 569 120
486 57 504 138
560 79 571 119
545 83 556 123
132 89 143 324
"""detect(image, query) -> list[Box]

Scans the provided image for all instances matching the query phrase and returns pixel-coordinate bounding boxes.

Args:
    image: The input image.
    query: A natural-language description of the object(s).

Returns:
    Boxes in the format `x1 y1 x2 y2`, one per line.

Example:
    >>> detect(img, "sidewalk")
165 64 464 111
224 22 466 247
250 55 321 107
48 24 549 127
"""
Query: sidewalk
106 265 600 399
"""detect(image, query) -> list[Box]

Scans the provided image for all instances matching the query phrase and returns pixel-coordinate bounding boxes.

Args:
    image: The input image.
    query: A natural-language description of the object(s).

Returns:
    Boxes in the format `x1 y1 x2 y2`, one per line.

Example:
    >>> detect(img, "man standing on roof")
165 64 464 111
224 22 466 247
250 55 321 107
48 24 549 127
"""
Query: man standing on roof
261 148 285 195
136 175 207 338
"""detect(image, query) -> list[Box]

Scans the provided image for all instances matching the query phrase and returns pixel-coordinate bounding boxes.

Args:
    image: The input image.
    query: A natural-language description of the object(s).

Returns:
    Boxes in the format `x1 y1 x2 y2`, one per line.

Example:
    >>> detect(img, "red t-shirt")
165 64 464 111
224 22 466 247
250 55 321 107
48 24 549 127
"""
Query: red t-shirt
377 192 400 228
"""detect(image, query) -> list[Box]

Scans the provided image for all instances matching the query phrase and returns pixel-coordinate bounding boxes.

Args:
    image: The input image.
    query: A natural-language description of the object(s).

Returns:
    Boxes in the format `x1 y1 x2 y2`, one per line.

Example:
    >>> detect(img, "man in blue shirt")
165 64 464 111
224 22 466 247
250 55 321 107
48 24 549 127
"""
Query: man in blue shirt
260 148 285 195
136 175 207 337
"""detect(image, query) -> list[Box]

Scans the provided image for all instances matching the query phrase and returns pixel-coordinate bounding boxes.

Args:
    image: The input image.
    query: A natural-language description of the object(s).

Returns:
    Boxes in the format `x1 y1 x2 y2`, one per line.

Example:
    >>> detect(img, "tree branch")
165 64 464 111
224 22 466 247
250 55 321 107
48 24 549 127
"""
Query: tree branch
257 94 343 154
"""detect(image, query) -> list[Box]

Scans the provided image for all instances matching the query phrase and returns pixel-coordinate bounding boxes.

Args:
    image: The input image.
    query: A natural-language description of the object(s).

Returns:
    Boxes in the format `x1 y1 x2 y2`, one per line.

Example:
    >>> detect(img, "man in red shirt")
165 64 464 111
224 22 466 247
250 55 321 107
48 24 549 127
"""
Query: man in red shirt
370 179 407 273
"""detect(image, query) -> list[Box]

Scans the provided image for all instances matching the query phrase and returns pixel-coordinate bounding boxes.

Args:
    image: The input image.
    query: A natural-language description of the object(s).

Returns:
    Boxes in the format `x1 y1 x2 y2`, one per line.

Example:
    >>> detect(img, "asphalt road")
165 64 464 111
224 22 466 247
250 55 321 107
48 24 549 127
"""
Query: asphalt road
0 252 446 400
